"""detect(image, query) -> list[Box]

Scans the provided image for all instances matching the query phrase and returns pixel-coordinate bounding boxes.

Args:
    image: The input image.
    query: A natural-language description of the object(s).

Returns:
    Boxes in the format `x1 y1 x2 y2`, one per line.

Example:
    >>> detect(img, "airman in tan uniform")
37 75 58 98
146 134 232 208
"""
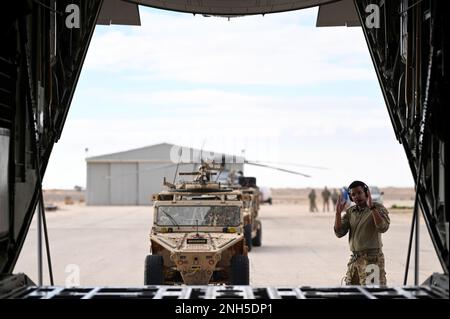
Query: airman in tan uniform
334 181 390 285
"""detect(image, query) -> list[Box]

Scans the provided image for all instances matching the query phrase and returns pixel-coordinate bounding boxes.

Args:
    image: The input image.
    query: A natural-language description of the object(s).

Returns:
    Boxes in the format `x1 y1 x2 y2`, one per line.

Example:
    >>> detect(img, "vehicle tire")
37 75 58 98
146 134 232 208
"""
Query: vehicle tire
244 223 252 252
144 255 164 285
230 255 249 285
252 220 262 247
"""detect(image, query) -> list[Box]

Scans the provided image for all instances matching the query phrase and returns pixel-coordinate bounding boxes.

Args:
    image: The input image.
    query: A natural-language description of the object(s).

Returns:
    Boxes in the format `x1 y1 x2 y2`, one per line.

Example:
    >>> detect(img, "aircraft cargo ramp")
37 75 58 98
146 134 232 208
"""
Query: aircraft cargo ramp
0 0 448 299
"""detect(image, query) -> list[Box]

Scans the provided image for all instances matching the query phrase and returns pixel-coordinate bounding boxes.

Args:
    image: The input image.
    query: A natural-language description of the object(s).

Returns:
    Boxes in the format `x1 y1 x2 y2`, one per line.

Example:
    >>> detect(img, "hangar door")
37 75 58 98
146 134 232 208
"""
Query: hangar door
110 163 138 205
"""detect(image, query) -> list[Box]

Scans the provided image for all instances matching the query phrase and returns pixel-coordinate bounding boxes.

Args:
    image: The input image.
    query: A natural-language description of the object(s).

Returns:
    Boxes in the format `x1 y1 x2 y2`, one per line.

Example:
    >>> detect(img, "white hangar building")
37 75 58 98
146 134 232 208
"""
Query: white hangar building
86 143 244 205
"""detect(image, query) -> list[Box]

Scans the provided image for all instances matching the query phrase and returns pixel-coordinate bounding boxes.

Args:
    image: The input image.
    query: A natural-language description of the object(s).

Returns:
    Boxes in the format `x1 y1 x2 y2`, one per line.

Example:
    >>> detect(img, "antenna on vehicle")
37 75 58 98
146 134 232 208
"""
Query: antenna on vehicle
199 139 206 165
214 154 226 182
172 147 183 185
195 219 199 237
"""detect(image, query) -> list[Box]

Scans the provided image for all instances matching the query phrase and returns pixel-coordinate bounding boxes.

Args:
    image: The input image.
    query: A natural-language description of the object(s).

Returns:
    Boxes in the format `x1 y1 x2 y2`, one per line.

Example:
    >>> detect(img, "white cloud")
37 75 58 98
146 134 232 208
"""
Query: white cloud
85 9 375 86
76 87 391 135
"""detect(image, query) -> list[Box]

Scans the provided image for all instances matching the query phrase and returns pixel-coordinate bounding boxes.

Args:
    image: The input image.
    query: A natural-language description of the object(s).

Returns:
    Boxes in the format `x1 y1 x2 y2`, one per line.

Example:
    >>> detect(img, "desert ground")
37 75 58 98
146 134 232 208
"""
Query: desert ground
13 188 443 287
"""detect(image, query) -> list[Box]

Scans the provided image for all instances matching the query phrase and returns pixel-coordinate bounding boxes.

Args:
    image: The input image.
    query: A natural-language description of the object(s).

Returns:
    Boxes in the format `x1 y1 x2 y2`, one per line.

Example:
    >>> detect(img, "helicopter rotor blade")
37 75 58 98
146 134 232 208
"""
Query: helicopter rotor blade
244 161 311 178
246 160 328 170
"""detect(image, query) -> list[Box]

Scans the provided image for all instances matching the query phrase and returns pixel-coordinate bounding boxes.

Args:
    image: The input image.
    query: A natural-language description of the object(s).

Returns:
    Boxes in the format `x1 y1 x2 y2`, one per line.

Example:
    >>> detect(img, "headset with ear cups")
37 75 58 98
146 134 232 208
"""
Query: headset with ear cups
348 181 369 202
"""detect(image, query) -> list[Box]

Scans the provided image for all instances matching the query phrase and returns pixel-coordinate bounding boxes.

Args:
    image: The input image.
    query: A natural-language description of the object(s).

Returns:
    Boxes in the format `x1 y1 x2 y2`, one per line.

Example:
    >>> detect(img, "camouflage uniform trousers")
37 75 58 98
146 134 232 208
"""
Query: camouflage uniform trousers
344 251 387 285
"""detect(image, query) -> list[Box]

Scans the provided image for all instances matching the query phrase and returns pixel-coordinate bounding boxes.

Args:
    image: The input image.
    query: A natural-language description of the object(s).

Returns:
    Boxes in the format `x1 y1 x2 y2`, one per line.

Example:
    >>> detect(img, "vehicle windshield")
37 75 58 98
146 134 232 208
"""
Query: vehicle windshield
156 206 241 227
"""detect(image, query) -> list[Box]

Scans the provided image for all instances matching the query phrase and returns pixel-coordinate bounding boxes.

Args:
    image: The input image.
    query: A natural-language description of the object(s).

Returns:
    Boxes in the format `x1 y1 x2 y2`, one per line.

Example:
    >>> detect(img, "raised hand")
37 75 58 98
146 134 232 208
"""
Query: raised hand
366 189 373 208
336 194 347 215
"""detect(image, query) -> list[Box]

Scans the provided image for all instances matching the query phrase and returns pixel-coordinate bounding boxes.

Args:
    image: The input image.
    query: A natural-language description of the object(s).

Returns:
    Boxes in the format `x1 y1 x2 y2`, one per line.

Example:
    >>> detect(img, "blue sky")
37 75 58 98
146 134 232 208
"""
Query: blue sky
43 6 414 189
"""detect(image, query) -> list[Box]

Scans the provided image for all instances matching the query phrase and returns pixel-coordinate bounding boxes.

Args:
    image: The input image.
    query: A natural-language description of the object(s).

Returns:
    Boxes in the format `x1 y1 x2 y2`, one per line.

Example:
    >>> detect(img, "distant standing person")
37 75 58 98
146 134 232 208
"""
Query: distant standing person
334 180 390 285
331 189 339 207
322 186 331 212
308 189 318 213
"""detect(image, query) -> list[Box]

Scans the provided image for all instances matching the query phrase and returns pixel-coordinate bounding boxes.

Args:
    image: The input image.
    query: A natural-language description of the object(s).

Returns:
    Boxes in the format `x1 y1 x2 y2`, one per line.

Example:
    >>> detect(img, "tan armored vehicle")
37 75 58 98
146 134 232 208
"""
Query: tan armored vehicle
240 182 262 252
232 176 262 252
144 162 250 285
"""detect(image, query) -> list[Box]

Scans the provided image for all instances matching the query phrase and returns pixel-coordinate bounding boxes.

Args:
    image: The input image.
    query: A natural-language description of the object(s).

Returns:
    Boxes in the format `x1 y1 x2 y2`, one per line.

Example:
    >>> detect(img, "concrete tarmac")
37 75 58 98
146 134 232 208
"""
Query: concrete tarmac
14 203 443 287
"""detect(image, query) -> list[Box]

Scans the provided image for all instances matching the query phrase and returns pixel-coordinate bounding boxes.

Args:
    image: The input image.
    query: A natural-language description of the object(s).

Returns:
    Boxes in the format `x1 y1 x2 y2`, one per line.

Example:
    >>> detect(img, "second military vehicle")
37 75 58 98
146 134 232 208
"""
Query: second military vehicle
216 170 263 251
235 176 262 252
